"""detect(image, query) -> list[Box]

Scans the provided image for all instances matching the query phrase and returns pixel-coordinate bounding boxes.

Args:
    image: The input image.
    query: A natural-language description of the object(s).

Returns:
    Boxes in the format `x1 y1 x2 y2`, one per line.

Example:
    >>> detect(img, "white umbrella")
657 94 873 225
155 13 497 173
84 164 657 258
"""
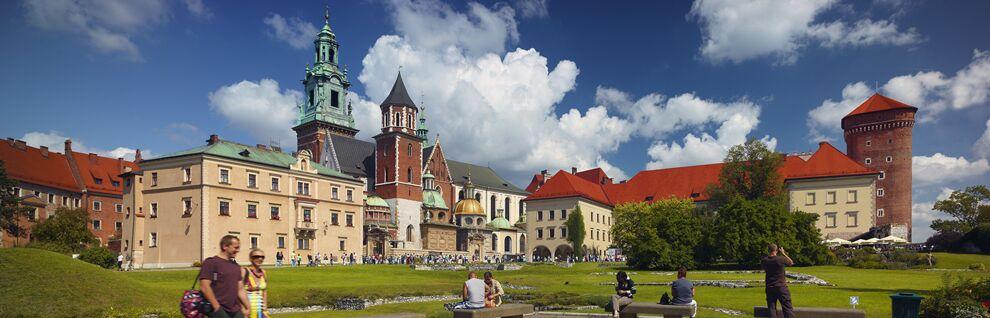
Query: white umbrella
824 237 852 245
851 239 868 245
878 235 908 244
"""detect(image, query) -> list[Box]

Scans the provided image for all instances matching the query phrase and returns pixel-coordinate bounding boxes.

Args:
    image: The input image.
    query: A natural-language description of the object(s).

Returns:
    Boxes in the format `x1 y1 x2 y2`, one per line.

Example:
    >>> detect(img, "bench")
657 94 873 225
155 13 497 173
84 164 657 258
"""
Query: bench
753 306 866 318
619 302 694 318
453 303 535 318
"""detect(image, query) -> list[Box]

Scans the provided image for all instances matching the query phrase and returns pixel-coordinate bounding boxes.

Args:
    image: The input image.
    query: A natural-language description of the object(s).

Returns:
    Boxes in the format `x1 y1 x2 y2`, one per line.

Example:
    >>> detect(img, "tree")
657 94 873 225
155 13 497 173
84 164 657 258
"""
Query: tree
564 206 586 259
0 160 34 246
706 139 785 206
710 197 829 267
611 199 702 270
31 207 97 253
930 185 990 235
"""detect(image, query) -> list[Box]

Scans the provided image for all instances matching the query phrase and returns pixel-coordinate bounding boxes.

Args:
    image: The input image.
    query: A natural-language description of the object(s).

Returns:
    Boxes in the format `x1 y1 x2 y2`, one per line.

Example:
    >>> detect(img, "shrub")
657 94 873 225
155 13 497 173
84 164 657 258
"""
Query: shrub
921 275 990 318
192 260 202 267
78 247 117 269
840 248 933 269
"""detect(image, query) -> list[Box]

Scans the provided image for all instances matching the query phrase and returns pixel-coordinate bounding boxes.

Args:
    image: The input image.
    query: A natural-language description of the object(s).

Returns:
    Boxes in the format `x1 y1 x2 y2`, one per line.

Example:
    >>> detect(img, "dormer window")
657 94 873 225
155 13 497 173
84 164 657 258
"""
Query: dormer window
94 178 103 185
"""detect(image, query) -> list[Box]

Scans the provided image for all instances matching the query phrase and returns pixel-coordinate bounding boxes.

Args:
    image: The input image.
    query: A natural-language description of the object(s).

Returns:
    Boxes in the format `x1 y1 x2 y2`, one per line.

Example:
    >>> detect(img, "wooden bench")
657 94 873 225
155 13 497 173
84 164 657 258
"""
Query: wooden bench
619 302 695 318
453 303 535 318
753 306 866 318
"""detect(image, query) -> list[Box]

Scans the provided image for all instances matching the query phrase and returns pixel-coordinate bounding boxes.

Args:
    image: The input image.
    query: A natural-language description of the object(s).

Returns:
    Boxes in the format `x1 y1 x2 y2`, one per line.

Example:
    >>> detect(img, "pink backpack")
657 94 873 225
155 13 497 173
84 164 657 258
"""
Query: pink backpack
180 277 211 318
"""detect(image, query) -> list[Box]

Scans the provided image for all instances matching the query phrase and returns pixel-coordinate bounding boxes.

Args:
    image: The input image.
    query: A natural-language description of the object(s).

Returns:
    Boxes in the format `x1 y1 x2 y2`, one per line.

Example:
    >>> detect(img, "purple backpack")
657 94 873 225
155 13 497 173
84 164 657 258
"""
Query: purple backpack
180 277 211 318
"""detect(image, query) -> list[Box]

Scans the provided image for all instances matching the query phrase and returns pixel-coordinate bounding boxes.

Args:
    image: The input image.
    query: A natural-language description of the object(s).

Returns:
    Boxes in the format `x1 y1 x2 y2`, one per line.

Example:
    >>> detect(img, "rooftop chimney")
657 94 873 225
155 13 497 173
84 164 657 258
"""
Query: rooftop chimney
208 134 220 145
571 167 577 174
40 146 49 157
14 139 27 150
134 149 142 162
64 139 73 153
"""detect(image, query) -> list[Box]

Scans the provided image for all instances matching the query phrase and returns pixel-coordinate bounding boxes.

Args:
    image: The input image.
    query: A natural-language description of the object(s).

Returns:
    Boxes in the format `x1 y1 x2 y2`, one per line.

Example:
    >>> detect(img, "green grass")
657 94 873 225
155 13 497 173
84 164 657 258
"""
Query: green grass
932 252 990 269
3 248 989 318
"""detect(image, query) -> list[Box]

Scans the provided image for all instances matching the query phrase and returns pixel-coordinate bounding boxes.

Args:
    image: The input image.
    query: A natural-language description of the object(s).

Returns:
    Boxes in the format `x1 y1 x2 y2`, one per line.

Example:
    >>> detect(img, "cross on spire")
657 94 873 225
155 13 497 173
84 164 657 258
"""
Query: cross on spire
324 4 330 25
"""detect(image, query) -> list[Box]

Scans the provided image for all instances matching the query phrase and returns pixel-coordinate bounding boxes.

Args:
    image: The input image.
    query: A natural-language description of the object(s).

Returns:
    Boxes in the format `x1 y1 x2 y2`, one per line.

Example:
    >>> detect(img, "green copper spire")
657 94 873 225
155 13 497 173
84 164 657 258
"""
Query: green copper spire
297 4 355 131
416 95 429 142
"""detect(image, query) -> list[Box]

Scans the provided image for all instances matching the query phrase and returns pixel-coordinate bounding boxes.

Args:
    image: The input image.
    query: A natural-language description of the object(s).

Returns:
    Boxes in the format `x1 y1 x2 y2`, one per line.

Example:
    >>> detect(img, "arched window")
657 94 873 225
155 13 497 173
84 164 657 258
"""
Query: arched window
475 193 481 201
458 190 464 200
328 49 335 62
408 114 414 129
406 225 414 242
504 236 512 253
492 233 498 251
490 195 497 220
504 197 511 221
407 167 412 183
518 201 524 222
519 234 526 252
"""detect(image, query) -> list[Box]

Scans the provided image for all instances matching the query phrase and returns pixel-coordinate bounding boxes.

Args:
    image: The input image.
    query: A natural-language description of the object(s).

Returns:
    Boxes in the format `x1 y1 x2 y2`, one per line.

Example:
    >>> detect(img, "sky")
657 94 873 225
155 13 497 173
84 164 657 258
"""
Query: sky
1 0 989 242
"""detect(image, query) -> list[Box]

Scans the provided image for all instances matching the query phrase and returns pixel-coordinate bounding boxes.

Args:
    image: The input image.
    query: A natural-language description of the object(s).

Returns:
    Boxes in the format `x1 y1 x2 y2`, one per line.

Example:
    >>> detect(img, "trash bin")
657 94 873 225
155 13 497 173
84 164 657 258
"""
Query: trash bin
890 292 923 318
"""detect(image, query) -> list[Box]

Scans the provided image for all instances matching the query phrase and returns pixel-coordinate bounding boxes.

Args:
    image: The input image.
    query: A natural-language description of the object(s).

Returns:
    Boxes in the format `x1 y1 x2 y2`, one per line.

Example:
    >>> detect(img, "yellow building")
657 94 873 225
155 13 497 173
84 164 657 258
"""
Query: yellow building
121 135 365 268
787 176 876 239
524 197 613 260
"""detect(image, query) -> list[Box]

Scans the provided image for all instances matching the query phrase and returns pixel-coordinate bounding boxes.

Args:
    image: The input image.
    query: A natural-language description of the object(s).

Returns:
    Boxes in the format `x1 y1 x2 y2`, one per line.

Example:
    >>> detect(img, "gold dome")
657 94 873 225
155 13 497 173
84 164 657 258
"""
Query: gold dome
453 198 485 216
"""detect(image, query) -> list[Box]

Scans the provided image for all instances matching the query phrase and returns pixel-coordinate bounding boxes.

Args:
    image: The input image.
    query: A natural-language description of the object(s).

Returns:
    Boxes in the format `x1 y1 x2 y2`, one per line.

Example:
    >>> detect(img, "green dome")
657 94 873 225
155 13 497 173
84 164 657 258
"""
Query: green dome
423 172 435 179
487 217 513 230
365 195 390 208
422 190 448 209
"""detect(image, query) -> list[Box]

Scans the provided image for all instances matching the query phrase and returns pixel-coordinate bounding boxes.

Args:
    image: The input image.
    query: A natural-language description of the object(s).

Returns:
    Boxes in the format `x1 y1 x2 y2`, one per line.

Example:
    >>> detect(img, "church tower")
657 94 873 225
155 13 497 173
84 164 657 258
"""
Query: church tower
842 93 917 240
374 71 425 249
294 6 357 162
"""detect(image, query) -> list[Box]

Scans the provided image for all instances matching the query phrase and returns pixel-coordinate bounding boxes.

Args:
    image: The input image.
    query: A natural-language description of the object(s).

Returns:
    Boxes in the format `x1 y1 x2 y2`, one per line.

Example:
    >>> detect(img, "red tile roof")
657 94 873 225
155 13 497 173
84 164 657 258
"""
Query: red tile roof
525 173 545 193
575 168 611 184
0 140 80 192
68 151 137 195
524 142 877 206
844 93 917 118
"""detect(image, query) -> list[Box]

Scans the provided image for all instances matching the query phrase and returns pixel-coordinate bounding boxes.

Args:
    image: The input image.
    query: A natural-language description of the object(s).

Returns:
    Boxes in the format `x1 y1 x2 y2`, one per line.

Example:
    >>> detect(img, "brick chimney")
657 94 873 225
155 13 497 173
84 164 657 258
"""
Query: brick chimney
134 149 142 162
64 139 73 153
571 167 577 174
208 134 220 145
40 146 49 157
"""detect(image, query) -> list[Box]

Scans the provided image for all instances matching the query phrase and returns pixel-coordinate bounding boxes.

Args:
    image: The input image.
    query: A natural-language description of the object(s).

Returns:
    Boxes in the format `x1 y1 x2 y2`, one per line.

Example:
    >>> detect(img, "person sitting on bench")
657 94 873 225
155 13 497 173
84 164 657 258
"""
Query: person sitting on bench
610 271 636 317
671 267 697 317
454 271 487 309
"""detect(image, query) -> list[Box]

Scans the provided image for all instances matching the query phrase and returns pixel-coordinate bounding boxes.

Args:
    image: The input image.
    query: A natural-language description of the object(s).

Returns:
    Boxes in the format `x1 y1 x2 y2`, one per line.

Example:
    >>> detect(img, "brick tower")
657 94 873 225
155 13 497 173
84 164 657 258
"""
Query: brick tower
842 93 917 240
374 71 425 249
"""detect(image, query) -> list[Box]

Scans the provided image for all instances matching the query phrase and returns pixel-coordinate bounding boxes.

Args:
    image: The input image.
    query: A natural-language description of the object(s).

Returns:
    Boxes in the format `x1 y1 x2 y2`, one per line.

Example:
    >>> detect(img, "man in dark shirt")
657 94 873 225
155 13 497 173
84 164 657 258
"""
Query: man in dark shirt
670 267 697 317
198 235 249 318
762 243 795 318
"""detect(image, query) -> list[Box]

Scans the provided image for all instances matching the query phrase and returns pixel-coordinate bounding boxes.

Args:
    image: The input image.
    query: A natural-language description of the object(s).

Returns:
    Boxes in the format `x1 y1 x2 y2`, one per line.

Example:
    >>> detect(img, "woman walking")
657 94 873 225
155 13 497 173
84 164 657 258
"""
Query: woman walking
243 249 270 318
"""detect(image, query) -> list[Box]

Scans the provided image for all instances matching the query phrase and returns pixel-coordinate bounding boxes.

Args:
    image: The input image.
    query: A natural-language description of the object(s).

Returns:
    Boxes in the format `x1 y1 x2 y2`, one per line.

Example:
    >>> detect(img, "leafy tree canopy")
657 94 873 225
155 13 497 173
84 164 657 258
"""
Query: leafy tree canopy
31 207 97 253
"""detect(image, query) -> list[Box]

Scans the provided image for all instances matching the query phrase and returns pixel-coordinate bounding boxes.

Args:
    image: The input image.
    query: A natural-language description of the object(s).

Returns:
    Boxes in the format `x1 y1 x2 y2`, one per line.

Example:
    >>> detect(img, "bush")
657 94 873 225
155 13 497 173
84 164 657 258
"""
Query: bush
192 261 202 267
27 241 74 254
78 247 117 269
839 247 933 269
921 276 990 318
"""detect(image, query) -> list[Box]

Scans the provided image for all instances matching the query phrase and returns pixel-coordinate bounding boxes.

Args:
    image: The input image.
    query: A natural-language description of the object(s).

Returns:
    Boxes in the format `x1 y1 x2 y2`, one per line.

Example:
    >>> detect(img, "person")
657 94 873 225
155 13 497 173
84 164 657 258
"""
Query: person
117 253 124 271
275 251 283 267
610 271 636 317
483 271 504 307
453 271 487 309
670 267 697 317
763 243 795 318
198 235 250 318
290 251 297 267
243 249 270 318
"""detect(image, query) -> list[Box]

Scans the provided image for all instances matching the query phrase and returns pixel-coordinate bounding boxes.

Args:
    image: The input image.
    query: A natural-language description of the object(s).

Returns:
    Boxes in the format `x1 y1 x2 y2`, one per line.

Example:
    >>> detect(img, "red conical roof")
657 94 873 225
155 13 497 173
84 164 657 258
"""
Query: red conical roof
844 93 917 118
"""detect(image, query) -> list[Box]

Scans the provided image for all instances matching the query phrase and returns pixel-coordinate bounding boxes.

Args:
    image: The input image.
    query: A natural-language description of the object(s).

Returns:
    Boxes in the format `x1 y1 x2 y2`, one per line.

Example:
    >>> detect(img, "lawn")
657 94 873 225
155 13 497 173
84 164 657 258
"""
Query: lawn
2 248 988 317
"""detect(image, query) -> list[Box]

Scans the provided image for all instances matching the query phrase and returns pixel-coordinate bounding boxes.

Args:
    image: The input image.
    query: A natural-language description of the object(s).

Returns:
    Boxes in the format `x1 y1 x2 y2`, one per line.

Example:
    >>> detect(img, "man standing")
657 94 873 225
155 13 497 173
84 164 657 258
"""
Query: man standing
198 235 249 318
671 267 697 317
762 243 795 318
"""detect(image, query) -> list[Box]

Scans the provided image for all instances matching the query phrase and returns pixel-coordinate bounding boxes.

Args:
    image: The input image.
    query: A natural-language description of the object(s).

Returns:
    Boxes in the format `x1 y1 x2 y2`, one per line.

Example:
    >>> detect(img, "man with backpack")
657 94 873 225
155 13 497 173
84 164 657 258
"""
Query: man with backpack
198 235 249 318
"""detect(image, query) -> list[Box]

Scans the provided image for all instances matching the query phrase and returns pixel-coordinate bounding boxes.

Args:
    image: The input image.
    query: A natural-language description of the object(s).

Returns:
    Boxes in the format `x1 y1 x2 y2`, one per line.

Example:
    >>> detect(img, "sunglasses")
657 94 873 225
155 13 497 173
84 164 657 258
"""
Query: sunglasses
251 255 265 260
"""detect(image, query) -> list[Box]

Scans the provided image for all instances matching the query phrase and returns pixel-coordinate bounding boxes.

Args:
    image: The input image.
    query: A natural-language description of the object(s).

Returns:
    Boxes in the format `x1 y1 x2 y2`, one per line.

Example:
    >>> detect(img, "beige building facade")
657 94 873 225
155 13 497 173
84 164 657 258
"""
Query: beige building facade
121 136 365 268
787 175 876 240
524 197 614 260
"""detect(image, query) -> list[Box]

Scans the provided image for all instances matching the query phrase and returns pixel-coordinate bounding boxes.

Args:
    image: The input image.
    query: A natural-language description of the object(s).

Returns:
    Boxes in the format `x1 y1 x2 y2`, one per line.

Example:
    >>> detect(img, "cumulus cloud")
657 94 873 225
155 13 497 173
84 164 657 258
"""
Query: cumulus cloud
23 0 171 61
19 130 149 160
975 118 990 159
912 153 990 186
183 0 212 19
689 0 921 65
263 14 319 50
911 188 955 243
646 113 778 169
208 79 301 146
807 50 990 141
386 0 518 57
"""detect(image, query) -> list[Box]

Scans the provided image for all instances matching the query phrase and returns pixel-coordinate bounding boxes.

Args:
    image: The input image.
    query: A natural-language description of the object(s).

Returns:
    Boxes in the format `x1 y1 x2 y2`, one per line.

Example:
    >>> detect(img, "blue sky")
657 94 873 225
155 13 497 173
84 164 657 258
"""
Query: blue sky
1 0 989 241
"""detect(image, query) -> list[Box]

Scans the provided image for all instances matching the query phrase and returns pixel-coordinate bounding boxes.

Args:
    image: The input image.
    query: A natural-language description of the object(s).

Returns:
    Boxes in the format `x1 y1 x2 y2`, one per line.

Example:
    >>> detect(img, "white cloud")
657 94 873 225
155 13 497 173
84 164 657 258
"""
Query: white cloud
689 0 920 65
974 118 990 159
19 130 149 160
183 0 212 19
911 188 955 243
263 14 319 50
912 153 990 186
513 0 549 19
23 0 171 61
386 0 518 57
807 50 990 140
208 79 301 147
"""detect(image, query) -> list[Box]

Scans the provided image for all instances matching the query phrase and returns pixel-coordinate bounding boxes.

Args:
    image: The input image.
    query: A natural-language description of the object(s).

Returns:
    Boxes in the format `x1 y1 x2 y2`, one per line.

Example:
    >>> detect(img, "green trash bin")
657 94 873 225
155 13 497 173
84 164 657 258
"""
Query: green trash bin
890 292 923 318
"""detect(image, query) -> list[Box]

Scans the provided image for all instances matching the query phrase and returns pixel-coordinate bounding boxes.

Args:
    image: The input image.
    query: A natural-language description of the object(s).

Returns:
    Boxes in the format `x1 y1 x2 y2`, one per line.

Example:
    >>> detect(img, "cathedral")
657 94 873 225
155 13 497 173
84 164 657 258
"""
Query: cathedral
292 9 529 259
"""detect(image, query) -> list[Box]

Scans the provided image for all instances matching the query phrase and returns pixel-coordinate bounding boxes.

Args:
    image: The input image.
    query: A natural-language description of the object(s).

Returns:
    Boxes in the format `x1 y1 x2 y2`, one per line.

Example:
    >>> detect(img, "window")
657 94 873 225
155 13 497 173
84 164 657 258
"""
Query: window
886 156 893 163
406 167 412 183
151 172 158 186
277 236 286 249
561 227 568 238
28 208 37 221
805 193 816 205
537 211 543 221
826 191 836 204
48 193 54 203
219 168 230 184
346 214 354 227
847 190 858 203
247 203 257 218
877 208 885 217
407 143 412 157
247 173 257 188
346 189 353 202
537 228 543 239
297 238 311 250
94 178 102 185
149 232 158 247
297 181 310 195
111 181 120 187
339 239 346 251
219 201 230 216
332 188 339 200
825 213 836 228
271 177 280 191
93 220 102 230
561 209 567 219
865 158 872 165
270 206 280 220
331 90 339 107
878 171 885 180
74 198 80 207
303 208 312 222
182 199 192 216
866 140 871 147
150 203 158 218
846 212 859 227
93 201 102 211
34 191 40 197
115 221 122 232
877 188 885 197
331 213 339 225
115 204 123 213
549 228 555 238
250 236 259 249
183 167 191 183
549 210 555 220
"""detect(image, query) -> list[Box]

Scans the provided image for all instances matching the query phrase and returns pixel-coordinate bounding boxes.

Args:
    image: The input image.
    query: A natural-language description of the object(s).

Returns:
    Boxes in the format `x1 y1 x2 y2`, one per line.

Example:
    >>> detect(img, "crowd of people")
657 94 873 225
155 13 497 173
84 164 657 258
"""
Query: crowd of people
273 251 358 267
529 254 625 263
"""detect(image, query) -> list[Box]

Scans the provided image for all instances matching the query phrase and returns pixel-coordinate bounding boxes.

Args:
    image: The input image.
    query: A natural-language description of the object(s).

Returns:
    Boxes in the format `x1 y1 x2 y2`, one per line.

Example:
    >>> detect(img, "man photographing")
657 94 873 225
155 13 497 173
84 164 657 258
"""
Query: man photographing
762 243 795 318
